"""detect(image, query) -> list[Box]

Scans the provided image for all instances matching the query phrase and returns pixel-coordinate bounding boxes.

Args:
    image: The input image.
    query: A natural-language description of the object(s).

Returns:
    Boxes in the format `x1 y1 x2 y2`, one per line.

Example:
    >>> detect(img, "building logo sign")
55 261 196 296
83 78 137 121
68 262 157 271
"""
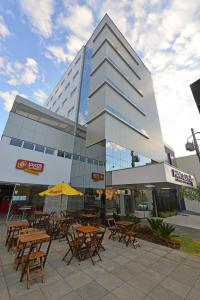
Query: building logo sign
171 169 193 186
91 172 104 181
16 159 44 176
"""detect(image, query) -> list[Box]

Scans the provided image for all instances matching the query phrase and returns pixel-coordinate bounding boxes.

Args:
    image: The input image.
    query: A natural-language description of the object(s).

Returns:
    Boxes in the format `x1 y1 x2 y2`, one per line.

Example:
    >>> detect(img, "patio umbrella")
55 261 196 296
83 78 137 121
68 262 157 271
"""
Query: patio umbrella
39 182 83 211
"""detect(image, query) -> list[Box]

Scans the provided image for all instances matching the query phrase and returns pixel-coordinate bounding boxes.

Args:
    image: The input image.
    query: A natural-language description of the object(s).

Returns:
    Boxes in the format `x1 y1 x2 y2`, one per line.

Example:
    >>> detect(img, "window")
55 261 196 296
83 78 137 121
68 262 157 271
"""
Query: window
23 141 34 150
35 144 45 153
70 87 77 97
57 150 65 157
73 71 79 80
99 161 104 166
56 107 60 113
10 138 23 147
62 98 68 106
73 154 80 160
68 69 72 76
94 160 98 165
67 106 74 117
58 92 62 98
65 82 70 90
52 100 56 106
60 78 65 86
45 147 55 155
87 158 93 164
75 56 81 65
80 155 86 162
65 152 72 159
55 87 59 94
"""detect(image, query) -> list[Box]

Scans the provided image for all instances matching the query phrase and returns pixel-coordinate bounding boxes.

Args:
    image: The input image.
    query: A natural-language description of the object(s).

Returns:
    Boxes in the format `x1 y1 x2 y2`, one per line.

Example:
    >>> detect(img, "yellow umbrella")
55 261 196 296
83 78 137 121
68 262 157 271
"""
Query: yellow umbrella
39 182 83 211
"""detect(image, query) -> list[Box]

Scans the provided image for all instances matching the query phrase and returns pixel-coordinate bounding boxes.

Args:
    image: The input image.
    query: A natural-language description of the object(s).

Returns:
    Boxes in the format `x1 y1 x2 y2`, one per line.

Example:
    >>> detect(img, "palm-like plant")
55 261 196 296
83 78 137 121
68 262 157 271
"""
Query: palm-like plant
158 223 175 240
147 218 163 233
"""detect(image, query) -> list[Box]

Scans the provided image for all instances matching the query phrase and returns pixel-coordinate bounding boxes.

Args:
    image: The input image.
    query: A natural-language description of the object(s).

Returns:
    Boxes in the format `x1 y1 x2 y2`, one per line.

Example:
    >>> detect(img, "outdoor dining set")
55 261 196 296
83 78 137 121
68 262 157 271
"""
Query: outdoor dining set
4 209 140 289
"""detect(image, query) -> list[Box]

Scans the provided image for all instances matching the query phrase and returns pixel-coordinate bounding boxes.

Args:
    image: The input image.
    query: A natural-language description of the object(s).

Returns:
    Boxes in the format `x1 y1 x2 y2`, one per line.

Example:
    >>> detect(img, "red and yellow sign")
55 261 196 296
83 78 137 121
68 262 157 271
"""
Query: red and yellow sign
16 159 44 176
91 172 104 181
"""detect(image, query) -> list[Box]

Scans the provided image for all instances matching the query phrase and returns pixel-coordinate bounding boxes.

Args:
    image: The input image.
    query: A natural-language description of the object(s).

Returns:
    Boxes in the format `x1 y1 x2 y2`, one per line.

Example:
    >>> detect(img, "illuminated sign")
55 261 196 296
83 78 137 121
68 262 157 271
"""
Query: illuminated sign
171 169 193 186
16 160 44 176
91 172 104 181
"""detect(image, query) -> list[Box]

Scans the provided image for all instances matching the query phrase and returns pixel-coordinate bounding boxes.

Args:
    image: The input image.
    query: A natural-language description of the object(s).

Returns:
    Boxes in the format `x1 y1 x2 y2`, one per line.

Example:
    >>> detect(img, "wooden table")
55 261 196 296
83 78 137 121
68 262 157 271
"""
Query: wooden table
7 220 29 229
6 220 29 247
18 231 49 244
34 211 49 217
76 225 99 234
116 221 134 226
80 214 96 219
49 216 66 222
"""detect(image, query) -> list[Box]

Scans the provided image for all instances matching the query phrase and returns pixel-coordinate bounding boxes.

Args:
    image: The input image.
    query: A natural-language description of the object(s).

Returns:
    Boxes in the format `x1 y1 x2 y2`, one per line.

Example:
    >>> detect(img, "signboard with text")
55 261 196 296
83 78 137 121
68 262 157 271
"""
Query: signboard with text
91 172 104 181
171 169 194 187
16 159 44 176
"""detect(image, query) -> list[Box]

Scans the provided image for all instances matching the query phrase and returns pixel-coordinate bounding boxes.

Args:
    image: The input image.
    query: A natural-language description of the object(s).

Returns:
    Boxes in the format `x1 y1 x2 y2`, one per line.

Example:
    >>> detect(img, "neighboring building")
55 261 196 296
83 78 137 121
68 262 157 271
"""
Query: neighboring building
176 154 200 184
176 154 200 213
0 15 197 217
190 79 200 113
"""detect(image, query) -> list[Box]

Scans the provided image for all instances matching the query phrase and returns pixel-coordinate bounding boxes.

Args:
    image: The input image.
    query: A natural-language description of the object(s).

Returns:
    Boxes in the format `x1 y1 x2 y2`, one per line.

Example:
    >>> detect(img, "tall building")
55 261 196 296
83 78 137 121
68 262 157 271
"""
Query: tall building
0 15 197 217
190 78 200 113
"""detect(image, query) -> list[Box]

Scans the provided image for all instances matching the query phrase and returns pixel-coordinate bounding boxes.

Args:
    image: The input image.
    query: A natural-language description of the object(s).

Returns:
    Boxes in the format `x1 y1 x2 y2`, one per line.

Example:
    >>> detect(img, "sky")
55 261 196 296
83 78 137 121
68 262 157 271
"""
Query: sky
0 0 199 158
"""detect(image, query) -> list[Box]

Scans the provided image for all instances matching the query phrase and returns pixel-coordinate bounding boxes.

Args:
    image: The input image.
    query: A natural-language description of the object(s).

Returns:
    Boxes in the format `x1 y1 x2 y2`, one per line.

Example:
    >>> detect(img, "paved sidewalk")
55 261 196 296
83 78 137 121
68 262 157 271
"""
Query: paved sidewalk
164 214 200 230
1 225 200 300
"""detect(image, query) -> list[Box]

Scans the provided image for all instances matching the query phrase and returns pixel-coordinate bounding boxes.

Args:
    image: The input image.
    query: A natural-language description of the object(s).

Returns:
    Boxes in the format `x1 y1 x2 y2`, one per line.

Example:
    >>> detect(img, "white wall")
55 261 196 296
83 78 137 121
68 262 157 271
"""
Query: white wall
0 142 71 185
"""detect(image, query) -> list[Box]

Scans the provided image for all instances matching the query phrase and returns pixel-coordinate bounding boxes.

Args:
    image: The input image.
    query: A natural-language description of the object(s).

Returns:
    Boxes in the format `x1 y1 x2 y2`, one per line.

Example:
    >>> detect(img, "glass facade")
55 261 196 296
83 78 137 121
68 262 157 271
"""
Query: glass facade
106 140 152 172
77 46 93 126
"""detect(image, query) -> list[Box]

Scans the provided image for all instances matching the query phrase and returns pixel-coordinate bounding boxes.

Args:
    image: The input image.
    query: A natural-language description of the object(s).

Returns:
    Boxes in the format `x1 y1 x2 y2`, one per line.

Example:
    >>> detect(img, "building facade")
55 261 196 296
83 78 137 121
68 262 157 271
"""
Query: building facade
0 15 197 217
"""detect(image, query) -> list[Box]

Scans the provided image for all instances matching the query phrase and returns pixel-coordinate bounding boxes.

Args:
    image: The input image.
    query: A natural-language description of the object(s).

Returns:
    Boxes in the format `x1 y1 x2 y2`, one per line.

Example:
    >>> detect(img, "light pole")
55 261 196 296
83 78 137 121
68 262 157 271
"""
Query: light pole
185 128 200 163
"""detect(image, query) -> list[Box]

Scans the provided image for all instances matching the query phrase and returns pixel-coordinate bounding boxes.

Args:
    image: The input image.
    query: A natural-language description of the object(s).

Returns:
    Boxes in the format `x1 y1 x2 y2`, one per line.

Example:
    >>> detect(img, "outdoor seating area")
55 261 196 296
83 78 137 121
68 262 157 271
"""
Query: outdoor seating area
1 217 200 300
4 209 109 290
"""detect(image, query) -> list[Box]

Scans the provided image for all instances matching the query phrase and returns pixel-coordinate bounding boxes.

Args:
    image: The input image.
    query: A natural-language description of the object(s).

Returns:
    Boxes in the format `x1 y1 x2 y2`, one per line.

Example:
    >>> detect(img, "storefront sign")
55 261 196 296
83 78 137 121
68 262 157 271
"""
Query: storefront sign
172 169 193 186
16 159 44 176
91 172 104 181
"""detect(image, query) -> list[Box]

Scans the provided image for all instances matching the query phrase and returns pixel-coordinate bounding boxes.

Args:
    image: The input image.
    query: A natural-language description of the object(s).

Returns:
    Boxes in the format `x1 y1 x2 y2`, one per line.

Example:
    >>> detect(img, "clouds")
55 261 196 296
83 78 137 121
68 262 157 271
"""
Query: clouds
0 0 200 157
45 3 94 63
0 57 38 86
34 89 47 105
0 15 10 38
20 0 54 38
0 90 25 111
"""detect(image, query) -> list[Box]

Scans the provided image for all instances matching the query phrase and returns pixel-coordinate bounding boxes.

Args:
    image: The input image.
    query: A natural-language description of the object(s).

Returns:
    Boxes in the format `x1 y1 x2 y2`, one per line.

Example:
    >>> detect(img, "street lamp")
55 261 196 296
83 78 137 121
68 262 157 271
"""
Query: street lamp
185 128 200 163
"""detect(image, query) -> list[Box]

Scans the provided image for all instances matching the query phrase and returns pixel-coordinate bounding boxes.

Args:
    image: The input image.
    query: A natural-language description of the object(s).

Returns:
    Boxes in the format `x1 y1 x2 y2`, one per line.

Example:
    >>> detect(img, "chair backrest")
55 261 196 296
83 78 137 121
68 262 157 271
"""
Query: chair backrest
107 218 116 227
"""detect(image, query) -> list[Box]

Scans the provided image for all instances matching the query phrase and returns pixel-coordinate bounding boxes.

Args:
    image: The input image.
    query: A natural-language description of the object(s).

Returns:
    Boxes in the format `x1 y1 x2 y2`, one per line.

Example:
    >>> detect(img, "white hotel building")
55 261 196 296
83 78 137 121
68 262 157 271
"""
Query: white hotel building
0 15 196 216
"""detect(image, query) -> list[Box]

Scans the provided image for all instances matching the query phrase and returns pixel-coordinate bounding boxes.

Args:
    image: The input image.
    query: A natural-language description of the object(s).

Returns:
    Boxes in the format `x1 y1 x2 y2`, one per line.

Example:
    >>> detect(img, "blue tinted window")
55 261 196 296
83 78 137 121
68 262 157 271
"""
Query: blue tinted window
35 144 45 153
45 147 55 155
77 46 93 125
106 141 152 171
10 138 23 147
23 141 34 150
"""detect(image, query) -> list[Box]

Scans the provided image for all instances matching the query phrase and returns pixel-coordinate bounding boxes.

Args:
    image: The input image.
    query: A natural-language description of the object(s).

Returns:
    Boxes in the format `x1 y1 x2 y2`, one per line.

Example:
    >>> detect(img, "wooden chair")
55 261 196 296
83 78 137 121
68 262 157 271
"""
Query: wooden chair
62 232 85 265
124 224 140 248
14 228 38 270
85 232 103 265
20 237 52 288
107 218 119 240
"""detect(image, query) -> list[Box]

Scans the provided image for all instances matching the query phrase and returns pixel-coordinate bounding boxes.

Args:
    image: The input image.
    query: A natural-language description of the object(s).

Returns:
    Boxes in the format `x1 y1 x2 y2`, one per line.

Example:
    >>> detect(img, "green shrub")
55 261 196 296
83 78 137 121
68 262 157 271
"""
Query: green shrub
158 223 175 240
120 215 141 224
147 218 163 233
159 210 178 218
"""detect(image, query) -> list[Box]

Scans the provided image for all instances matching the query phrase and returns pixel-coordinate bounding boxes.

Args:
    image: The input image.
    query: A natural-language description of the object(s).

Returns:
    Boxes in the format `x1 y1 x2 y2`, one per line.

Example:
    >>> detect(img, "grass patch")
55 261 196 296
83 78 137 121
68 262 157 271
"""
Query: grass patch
172 236 200 256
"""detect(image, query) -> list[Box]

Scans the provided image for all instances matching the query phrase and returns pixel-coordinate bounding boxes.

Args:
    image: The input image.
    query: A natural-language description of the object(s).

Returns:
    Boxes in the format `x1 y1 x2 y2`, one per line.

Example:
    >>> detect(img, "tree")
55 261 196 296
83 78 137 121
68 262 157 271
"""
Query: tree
178 184 200 201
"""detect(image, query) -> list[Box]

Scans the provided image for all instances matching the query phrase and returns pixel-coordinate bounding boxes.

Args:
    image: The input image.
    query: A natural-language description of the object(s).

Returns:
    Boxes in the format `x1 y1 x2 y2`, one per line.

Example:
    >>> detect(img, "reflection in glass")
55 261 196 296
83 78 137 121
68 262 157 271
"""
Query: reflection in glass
106 141 152 171
78 46 93 126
